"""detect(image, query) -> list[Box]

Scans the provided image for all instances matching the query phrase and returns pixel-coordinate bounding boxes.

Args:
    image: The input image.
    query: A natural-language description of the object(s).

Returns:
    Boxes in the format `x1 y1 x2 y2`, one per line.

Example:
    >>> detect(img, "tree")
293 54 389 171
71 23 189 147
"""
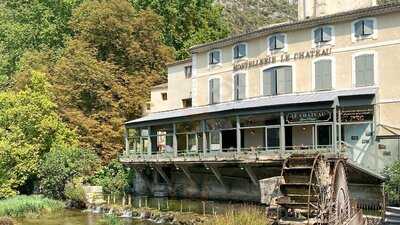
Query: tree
130 0 230 59
0 0 83 81
384 161 400 202
90 160 132 195
0 71 76 198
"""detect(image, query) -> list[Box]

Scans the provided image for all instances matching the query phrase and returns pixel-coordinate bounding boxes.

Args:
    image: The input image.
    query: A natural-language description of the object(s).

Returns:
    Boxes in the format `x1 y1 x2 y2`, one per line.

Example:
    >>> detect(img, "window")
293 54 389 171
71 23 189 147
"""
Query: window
233 43 246 59
268 34 286 51
314 26 332 44
146 102 151 110
354 19 375 38
184 66 192 78
355 54 374 87
263 66 292 96
182 98 192 108
209 50 221 65
233 73 246 100
314 59 332 91
209 78 220 104
161 92 167 101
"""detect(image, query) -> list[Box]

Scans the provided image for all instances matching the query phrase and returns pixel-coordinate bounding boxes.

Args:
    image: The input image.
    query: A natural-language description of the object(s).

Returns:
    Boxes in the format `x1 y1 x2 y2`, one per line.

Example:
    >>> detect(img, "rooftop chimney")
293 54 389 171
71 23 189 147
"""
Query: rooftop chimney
298 0 377 20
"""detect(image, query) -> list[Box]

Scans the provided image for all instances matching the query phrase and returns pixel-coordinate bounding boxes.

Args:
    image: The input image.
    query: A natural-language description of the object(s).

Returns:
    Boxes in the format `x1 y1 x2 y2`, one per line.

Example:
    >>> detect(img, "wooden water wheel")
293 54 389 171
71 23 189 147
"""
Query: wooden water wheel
276 153 352 225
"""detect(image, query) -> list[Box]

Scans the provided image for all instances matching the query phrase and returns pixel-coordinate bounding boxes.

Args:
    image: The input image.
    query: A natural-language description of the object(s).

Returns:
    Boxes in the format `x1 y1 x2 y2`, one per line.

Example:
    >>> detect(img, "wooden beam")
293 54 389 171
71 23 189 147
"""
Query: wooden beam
179 165 196 185
244 165 258 186
207 164 226 188
153 165 170 185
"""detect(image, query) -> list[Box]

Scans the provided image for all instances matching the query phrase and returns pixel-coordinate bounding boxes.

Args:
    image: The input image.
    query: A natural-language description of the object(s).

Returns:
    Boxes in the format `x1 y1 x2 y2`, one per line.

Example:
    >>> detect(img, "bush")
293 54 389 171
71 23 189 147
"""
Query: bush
90 160 132 195
38 146 100 199
205 206 269 225
0 195 64 217
64 178 86 208
384 161 400 202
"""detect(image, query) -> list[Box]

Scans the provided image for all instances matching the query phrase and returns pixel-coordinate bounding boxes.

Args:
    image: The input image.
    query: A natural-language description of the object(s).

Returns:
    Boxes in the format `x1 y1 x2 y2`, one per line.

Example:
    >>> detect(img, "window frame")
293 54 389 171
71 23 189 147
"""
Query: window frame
208 49 222 66
208 76 221 105
312 56 336 91
351 18 378 42
260 63 296 96
161 92 168 101
184 65 192 79
267 33 288 54
232 42 248 60
352 51 378 88
232 72 248 101
311 25 335 48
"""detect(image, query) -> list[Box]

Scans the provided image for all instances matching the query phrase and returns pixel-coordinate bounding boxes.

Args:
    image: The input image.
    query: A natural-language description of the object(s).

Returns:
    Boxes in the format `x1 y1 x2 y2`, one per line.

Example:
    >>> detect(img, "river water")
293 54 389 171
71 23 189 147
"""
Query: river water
15 210 159 225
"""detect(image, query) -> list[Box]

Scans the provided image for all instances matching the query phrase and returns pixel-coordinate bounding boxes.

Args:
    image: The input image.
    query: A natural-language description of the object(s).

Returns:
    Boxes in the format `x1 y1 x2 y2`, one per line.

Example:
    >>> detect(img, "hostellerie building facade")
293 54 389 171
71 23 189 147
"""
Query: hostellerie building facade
121 0 400 203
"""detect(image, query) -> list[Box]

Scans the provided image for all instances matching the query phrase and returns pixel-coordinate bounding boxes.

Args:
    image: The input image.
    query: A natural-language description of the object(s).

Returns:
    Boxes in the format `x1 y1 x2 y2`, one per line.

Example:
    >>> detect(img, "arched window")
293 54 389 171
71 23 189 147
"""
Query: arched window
263 66 292 96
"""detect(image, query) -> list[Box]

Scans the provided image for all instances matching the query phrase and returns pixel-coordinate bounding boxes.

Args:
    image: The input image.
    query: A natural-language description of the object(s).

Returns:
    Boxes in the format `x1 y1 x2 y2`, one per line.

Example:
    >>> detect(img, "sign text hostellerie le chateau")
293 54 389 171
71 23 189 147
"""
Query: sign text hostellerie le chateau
233 48 332 71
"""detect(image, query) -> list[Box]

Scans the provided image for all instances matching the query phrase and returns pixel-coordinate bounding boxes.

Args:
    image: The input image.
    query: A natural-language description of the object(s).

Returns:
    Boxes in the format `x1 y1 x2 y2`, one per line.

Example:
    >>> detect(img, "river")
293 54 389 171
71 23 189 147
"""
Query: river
15 210 160 225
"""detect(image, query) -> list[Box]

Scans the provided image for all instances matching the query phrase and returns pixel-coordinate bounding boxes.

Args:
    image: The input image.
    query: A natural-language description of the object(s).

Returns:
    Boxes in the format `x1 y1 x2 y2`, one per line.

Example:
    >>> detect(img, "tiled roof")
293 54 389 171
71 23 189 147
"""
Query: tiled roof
126 87 377 125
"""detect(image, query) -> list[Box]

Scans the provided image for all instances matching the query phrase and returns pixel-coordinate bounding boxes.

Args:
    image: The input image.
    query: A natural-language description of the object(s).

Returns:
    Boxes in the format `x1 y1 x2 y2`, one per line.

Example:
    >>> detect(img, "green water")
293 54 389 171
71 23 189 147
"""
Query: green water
15 210 157 225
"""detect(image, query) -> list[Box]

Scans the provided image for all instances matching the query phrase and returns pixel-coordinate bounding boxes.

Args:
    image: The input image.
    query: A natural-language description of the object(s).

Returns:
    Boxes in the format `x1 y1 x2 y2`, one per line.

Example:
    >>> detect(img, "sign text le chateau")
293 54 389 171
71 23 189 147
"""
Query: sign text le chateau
233 48 332 71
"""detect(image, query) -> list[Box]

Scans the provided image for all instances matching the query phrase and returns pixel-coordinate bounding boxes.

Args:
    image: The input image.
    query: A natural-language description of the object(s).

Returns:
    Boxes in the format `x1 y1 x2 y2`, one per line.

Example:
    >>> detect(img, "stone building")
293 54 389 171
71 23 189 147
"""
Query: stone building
121 0 400 203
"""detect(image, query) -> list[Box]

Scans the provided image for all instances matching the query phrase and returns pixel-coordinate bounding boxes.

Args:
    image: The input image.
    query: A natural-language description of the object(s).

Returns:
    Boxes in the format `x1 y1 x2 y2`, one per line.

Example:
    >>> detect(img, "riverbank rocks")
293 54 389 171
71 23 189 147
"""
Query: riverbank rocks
0 217 14 225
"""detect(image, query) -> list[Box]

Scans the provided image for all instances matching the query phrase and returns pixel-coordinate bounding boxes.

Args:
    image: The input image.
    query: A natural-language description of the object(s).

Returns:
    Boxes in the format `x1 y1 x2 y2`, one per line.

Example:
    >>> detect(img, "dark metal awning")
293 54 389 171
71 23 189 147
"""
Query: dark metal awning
126 87 376 126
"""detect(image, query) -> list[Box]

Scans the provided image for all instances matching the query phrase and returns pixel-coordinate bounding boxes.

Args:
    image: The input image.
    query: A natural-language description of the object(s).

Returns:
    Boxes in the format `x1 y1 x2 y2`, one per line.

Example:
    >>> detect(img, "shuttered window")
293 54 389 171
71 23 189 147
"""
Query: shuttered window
314 59 332 91
209 50 221 65
209 78 220 104
233 43 246 59
263 66 292 96
354 19 374 37
269 34 285 51
234 73 246 100
314 26 332 43
355 54 374 87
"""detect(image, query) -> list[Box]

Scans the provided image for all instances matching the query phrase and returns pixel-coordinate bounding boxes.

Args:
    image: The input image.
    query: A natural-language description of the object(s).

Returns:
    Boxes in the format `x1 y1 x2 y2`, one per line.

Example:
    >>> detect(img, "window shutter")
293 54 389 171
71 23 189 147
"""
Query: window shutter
209 79 214 104
234 45 239 59
364 20 374 35
314 28 322 43
355 21 363 37
238 73 246 100
364 54 374 86
239 44 246 58
263 69 276 96
213 78 220 103
322 27 332 42
209 52 213 64
269 36 276 50
277 67 292 94
356 54 374 87
315 60 332 90
276 34 285 49
234 74 239 100
284 67 293 94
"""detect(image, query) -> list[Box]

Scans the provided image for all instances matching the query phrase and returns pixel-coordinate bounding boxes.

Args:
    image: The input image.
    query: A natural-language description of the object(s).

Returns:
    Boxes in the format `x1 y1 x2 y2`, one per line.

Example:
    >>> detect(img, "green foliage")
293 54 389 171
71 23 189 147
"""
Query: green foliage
90 160 131 195
205 206 270 225
131 0 230 59
384 161 400 201
0 195 64 218
0 0 83 78
0 72 76 198
64 178 86 205
39 146 100 199
99 214 123 225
